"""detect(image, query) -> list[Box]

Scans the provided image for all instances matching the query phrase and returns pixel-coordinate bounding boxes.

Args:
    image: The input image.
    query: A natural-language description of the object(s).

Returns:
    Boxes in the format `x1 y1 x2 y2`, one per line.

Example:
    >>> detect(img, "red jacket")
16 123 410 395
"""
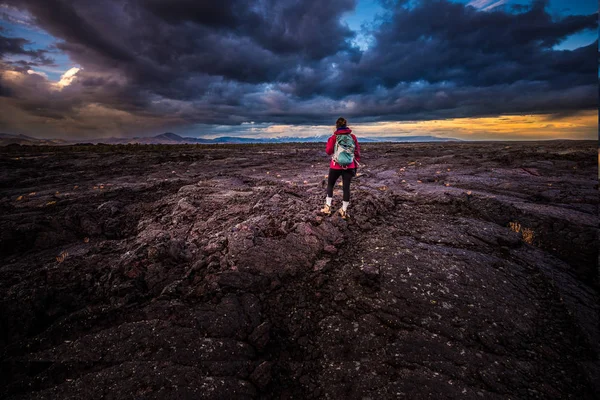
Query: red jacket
326 128 361 169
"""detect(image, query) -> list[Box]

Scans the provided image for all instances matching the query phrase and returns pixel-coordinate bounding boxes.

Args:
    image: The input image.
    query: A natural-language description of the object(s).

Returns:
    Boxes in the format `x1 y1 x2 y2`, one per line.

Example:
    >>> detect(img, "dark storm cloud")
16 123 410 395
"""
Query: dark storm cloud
312 0 597 95
0 33 52 64
0 0 597 136
7 0 135 64
274 0 598 125
142 0 357 59
142 0 244 27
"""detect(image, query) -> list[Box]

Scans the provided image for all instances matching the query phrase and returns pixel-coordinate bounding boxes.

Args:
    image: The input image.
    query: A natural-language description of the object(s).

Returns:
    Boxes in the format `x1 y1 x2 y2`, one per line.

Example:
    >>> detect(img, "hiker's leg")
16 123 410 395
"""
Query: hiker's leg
326 168 342 198
341 169 352 202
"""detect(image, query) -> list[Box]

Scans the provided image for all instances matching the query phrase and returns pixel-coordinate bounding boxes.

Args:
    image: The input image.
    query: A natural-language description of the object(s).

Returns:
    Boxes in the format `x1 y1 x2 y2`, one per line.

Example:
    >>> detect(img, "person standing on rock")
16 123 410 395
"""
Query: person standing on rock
320 117 361 219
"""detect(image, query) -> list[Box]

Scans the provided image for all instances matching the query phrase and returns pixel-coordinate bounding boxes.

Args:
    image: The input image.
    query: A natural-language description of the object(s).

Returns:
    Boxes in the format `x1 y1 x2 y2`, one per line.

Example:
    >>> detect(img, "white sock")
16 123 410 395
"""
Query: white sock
342 201 349 211
326 196 332 206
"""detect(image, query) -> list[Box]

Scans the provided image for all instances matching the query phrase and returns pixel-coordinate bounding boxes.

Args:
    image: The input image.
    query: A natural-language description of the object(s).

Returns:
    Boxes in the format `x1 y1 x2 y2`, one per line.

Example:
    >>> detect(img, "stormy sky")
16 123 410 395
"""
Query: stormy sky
0 0 597 140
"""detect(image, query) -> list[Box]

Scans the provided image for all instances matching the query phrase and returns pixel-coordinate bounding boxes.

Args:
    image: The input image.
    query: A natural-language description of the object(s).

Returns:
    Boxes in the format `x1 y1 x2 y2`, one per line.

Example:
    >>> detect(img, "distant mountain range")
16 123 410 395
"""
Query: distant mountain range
0 133 70 146
0 132 461 146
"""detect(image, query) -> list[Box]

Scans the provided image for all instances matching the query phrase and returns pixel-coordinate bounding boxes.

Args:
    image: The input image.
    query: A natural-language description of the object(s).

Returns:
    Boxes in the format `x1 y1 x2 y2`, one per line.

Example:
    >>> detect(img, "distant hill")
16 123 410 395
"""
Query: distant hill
155 132 186 141
0 133 38 140
0 131 461 146
0 133 69 146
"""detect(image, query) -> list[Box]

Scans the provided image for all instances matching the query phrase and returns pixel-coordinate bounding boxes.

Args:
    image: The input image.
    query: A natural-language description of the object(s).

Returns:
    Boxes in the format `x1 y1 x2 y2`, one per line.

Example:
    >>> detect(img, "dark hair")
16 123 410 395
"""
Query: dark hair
336 117 347 129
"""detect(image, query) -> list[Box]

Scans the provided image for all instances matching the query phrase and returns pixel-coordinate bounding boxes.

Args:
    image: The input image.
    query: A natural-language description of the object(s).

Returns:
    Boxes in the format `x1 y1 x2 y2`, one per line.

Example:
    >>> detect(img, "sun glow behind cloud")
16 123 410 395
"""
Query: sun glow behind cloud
26 69 48 78
3 66 80 90
54 67 80 89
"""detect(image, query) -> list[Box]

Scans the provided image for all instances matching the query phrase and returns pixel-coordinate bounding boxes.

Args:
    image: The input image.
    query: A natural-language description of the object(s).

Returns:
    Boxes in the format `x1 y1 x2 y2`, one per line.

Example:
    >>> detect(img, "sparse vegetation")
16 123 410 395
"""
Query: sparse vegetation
55 250 68 263
522 227 535 244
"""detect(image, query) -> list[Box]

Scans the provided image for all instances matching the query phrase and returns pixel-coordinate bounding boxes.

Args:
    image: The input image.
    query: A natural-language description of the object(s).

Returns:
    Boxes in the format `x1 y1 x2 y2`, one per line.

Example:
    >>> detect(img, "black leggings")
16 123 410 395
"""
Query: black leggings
326 168 354 202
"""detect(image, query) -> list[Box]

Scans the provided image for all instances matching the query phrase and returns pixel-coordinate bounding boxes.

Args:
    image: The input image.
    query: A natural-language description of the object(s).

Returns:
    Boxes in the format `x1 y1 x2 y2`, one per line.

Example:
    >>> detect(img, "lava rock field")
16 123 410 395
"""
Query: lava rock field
0 141 598 399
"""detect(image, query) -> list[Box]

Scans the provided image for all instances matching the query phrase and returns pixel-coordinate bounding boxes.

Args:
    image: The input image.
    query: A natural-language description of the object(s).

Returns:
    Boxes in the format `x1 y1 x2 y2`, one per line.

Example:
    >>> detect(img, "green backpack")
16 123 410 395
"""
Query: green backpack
333 134 355 167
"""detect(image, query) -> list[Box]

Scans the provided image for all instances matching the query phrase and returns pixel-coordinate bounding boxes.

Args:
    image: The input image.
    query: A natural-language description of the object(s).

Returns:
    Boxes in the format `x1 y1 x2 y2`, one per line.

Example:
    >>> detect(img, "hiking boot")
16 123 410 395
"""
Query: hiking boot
320 204 332 216
338 208 349 220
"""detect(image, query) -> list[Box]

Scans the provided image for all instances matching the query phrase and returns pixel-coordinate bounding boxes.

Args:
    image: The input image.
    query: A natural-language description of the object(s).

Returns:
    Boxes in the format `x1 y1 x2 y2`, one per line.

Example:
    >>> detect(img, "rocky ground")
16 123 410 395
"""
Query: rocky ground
0 141 598 399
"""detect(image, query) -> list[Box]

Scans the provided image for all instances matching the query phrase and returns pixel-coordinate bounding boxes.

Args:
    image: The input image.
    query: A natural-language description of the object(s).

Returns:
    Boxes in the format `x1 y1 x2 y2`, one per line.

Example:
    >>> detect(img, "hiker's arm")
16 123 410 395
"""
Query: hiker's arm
353 136 361 163
325 136 335 155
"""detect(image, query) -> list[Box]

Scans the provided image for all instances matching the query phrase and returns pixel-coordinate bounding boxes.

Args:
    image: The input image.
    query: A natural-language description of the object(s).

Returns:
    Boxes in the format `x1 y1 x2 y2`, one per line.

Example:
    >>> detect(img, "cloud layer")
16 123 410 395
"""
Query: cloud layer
0 0 597 137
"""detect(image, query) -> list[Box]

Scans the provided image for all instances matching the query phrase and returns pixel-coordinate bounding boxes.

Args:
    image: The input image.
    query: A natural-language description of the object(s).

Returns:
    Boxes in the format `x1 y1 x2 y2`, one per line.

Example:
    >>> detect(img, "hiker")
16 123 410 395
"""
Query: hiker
320 117 361 219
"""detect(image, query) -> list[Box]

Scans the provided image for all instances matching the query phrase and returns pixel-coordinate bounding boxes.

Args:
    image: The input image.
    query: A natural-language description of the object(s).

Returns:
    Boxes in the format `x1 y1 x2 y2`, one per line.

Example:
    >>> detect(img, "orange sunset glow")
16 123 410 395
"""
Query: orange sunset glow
352 111 598 140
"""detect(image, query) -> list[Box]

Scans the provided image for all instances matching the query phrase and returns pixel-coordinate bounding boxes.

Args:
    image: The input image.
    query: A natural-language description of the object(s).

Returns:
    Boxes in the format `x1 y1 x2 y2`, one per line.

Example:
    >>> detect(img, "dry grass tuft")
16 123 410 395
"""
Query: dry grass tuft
509 221 521 233
56 250 68 263
509 221 535 244
522 228 534 244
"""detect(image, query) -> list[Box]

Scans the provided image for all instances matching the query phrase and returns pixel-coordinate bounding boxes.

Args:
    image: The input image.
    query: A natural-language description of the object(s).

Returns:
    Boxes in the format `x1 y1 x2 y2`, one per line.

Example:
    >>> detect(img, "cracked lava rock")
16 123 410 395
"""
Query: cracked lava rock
0 141 598 399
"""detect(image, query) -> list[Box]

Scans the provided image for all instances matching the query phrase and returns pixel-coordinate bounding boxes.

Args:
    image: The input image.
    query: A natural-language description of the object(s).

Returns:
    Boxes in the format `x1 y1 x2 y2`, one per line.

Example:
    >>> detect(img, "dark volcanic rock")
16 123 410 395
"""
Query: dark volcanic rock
248 322 271 352
0 141 598 399
250 361 272 390
358 263 381 289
